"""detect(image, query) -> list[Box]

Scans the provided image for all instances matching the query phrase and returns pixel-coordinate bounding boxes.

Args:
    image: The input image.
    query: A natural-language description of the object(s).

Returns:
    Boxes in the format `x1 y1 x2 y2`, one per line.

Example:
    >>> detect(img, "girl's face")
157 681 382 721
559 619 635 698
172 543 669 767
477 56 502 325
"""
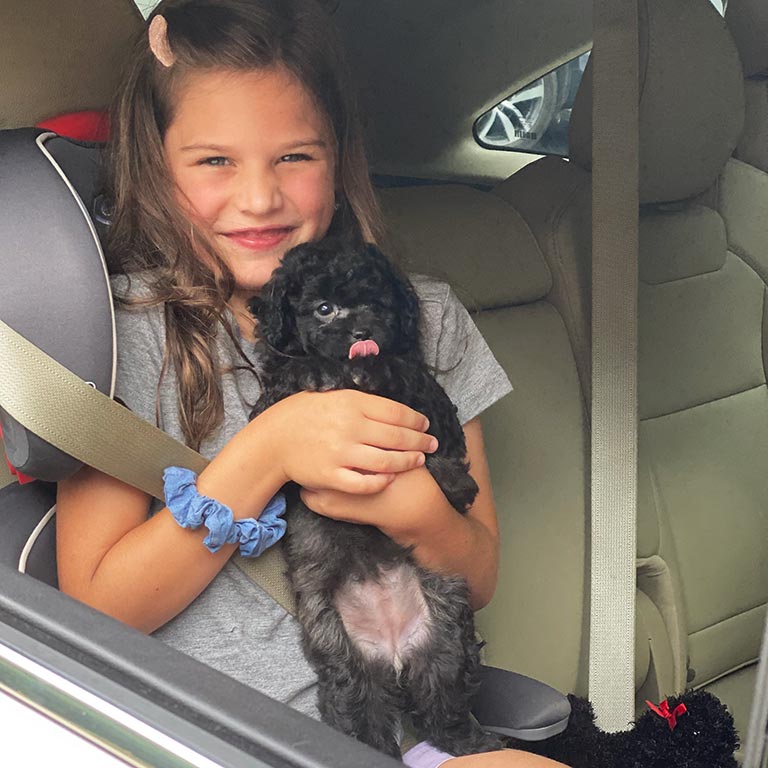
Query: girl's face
164 66 337 305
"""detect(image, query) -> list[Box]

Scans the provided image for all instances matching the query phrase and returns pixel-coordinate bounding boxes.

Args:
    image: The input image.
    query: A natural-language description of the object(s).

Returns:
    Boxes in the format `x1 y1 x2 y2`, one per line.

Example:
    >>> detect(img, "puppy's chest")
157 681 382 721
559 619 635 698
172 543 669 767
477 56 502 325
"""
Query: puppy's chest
279 357 409 396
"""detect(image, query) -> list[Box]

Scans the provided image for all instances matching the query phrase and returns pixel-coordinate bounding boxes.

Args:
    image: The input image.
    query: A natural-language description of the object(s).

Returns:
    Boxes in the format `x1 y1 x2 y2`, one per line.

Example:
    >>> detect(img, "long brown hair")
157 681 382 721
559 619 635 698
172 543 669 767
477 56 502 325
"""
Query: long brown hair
106 0 384 450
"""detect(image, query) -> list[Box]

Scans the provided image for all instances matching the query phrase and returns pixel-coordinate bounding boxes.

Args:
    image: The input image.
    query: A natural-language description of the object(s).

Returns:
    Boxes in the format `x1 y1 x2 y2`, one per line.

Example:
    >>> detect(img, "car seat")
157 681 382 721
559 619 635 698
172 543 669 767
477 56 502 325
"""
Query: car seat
0 0 142 586
378 184 590 700
495 0 766 744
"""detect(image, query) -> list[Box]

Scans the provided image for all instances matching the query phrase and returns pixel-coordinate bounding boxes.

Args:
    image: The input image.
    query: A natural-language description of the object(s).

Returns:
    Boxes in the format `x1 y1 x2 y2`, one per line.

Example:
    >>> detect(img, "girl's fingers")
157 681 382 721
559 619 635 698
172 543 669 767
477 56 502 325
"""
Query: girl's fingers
356 392 430 432
334 468 396 495
359 420 439 454
347 444 426 475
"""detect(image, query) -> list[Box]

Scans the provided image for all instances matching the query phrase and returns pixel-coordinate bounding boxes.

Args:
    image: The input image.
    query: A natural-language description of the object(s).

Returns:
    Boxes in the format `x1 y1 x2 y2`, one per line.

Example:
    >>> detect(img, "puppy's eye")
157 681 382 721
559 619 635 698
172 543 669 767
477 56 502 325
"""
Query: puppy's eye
314 302 339 319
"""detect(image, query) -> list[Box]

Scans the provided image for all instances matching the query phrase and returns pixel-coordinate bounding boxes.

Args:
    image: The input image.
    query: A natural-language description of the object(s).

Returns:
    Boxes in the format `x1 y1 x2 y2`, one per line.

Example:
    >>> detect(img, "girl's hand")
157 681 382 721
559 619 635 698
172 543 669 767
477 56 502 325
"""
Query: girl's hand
301 418 501 610
254 390 438 495
299 469 423 528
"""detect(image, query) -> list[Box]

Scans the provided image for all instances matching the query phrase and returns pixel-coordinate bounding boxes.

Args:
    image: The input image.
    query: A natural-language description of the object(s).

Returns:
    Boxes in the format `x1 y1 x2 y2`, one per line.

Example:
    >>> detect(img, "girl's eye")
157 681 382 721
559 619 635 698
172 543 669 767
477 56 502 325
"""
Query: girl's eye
314 302 338 319
280 153 312 163
198 156 230 167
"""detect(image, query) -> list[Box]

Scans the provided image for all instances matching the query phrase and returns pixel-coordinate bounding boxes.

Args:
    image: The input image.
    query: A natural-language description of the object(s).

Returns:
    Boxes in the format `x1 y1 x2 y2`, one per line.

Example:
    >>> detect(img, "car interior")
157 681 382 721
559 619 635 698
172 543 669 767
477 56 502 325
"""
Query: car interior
0 0 766 765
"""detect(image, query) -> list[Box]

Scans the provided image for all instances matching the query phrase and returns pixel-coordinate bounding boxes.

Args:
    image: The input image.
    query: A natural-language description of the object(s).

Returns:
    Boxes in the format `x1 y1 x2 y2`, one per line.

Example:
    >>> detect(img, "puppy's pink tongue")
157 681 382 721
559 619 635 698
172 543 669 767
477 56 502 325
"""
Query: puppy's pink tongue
348 339 380 359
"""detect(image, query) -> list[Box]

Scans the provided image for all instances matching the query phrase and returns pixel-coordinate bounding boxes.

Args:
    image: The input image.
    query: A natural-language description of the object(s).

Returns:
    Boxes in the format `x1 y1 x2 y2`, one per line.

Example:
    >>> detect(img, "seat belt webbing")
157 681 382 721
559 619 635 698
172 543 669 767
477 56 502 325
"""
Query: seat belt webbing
0 317 296 614
743 608 768 768
589 0 640 732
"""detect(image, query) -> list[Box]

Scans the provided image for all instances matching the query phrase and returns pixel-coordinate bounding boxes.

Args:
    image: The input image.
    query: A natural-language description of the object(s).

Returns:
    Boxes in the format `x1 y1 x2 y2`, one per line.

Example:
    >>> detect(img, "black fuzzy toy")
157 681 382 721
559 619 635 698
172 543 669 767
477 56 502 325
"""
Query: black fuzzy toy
507 690 739 768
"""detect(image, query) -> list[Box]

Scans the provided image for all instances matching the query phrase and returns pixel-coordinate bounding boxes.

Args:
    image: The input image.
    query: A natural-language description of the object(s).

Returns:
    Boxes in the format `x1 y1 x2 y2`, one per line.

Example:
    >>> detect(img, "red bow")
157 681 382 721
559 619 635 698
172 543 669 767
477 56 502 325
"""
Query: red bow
646 699 688 730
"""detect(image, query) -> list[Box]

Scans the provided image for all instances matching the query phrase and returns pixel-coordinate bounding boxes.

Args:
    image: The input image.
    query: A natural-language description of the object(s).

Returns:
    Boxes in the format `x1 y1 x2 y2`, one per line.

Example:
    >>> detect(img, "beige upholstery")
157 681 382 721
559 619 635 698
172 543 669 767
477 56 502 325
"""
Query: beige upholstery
727 0 768 173
379 186 590 698
496 0 766 744
569 0 743 205
0 0 142 128
727 0 768 79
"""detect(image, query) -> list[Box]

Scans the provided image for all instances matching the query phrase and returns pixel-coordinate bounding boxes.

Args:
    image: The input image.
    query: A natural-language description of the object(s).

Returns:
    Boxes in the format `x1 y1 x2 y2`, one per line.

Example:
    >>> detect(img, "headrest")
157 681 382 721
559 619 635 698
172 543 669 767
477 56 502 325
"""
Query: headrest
0 129 114 481
726 0 768 77
0 0 141 129
569 0 744 204
378 185 551 311
727 1 768 173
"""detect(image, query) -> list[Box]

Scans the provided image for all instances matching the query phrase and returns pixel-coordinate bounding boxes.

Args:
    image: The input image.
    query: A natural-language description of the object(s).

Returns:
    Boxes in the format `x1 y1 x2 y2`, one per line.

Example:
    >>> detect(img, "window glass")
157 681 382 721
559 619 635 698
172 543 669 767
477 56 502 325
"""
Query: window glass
134 1 158 18
474 52 589 157
474 0 722 157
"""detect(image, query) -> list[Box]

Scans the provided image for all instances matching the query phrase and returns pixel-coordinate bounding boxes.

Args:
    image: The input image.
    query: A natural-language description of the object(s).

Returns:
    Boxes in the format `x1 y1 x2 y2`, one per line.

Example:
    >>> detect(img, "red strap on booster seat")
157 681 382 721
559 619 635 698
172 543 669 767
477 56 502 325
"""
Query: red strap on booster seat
36 110 110 142
0 423 37 484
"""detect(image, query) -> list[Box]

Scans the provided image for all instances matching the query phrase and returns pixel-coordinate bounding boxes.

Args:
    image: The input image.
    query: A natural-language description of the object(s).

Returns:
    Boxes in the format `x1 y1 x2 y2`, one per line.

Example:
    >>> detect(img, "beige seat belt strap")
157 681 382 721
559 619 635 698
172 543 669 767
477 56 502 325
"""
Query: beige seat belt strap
0 317 296 614
743 609 768 768
589 0 640 732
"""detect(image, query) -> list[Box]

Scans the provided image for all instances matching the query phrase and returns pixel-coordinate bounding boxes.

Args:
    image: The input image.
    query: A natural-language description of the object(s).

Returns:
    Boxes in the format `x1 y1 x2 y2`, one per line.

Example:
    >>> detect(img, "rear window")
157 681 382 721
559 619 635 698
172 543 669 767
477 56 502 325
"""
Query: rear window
473 53 589 157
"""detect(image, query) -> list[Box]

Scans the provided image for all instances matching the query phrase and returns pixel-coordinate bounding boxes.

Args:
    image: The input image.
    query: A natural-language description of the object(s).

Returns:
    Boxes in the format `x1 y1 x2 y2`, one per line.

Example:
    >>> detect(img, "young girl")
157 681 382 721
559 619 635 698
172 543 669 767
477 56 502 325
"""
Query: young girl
56 2 567 766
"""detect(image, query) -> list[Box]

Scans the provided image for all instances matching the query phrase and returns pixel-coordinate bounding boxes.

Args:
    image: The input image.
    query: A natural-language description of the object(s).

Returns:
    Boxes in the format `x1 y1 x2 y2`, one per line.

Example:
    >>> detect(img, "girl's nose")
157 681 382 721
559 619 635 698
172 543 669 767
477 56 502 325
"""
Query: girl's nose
236 165 282 215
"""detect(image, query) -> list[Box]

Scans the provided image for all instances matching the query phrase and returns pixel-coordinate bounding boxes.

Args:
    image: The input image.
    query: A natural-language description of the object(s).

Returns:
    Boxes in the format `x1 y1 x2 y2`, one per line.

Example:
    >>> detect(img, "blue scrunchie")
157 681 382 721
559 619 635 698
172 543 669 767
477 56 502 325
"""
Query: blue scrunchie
163 466 287 557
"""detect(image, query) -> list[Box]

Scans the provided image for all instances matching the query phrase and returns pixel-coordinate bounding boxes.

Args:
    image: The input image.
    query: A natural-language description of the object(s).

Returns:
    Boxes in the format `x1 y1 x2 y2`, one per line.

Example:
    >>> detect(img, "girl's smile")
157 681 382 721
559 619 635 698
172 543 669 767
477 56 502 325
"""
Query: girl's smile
163 66 337 313
219 226 296 251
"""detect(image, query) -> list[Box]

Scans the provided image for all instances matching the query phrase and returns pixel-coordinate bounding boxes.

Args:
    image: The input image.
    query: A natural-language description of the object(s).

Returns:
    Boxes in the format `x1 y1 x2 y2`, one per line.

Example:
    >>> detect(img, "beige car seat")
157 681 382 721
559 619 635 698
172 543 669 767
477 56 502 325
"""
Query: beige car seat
496 0 765 743
379 186 590 699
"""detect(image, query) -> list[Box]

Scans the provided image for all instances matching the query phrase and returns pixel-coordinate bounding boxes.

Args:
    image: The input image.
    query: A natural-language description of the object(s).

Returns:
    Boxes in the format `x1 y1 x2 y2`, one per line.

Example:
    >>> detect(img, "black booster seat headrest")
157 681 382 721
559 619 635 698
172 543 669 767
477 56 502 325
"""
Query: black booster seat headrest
0 128 115 482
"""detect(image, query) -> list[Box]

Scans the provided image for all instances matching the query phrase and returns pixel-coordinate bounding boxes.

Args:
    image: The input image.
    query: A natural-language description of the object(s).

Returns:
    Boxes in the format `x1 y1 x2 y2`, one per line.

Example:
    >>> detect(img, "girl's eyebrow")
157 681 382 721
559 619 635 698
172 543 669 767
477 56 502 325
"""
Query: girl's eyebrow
180 139 328 153
282 139 328 150
180 143 232 153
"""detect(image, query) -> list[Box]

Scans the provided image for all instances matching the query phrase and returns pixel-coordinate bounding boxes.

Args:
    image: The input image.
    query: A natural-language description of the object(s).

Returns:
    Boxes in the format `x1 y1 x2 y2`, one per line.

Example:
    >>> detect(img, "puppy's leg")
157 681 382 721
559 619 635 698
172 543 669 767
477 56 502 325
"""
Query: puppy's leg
300 600 403 758
405 575 501 756
424 455 478 514
316 653 403 758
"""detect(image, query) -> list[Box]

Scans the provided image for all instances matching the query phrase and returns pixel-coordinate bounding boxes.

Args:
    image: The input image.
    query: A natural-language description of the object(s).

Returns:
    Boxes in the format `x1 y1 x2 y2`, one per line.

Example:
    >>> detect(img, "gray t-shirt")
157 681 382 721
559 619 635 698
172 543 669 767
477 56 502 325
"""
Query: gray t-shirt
111 272 512 719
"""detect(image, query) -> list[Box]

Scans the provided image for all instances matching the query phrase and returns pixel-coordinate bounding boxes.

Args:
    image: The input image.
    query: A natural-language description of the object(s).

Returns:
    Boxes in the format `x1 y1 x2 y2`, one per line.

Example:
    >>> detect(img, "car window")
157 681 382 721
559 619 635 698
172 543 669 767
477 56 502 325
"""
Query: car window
473 52 589 157
474 0 725 158
134 1 158 17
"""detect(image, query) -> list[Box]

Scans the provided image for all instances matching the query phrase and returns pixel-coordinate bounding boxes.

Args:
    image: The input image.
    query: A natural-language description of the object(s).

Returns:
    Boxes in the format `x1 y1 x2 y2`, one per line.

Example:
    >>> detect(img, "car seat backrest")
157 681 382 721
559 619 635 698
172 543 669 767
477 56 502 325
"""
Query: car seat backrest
495 0 765 742
379 184 589 697
1 0 142 129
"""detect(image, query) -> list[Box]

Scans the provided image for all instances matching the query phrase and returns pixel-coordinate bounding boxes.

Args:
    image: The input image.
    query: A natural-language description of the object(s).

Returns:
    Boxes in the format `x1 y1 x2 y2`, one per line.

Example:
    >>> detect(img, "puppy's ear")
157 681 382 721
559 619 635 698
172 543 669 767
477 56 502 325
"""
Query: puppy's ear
362 244 421 352
393 273 421 352
253 270 300 353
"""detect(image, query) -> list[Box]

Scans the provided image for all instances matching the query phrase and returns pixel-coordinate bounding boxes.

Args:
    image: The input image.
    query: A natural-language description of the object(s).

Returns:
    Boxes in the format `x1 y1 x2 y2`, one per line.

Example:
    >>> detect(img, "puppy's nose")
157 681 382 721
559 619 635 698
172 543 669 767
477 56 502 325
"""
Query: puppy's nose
352 329 370 340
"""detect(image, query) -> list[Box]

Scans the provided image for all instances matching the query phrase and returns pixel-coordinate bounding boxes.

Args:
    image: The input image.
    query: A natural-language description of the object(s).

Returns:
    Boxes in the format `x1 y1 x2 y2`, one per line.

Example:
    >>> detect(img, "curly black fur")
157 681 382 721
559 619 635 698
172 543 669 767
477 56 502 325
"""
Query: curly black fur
249 238 500 759
506 689 739 768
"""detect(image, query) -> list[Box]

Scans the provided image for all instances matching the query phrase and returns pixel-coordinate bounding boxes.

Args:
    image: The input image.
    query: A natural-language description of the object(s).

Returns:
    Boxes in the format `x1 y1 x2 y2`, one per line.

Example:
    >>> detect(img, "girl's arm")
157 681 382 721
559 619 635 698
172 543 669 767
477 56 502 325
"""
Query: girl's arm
300 417 500 610
57 390 435 633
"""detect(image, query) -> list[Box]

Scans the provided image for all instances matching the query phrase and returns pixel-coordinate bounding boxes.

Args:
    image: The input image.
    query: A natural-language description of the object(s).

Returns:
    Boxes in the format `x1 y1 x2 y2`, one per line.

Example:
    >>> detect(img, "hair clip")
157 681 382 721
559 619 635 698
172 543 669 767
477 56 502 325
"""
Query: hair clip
148 15 175 68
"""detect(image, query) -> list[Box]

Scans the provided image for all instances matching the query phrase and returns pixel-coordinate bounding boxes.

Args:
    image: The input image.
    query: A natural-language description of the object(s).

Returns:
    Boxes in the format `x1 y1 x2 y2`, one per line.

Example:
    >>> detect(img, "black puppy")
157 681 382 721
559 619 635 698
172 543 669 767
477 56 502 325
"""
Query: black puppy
249 239 500 759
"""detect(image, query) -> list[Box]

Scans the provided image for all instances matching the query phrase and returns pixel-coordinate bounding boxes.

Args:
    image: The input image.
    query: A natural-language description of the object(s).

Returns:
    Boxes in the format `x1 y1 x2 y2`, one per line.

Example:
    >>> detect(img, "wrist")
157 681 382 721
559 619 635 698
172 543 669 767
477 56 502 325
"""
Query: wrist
196 416 287 520
164 467 286 557
248 405 290 488
377 467 450 543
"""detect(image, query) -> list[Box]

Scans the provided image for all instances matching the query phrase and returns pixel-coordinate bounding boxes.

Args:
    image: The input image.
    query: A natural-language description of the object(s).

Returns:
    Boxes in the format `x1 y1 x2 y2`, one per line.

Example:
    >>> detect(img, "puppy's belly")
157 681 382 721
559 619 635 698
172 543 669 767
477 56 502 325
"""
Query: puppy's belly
333 563 431 671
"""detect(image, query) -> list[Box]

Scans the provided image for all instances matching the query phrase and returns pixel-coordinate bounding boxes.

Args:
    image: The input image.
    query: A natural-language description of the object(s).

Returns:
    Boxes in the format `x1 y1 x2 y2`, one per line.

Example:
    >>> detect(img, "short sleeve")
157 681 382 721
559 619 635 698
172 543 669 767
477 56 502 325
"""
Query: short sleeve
111 274 166 429
414 277 513 425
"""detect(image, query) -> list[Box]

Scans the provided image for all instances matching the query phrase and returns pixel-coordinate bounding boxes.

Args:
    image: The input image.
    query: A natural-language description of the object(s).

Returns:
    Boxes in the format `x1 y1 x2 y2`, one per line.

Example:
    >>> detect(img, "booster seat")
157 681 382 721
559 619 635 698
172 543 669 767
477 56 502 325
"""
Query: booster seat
0 128 114 586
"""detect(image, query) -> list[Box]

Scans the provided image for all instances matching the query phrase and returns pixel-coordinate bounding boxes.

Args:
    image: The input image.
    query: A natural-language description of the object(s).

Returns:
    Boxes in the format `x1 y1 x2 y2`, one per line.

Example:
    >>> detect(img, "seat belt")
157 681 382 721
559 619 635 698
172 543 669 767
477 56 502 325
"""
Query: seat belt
743 609 768 768
0 317 296 614
588 0 640 732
